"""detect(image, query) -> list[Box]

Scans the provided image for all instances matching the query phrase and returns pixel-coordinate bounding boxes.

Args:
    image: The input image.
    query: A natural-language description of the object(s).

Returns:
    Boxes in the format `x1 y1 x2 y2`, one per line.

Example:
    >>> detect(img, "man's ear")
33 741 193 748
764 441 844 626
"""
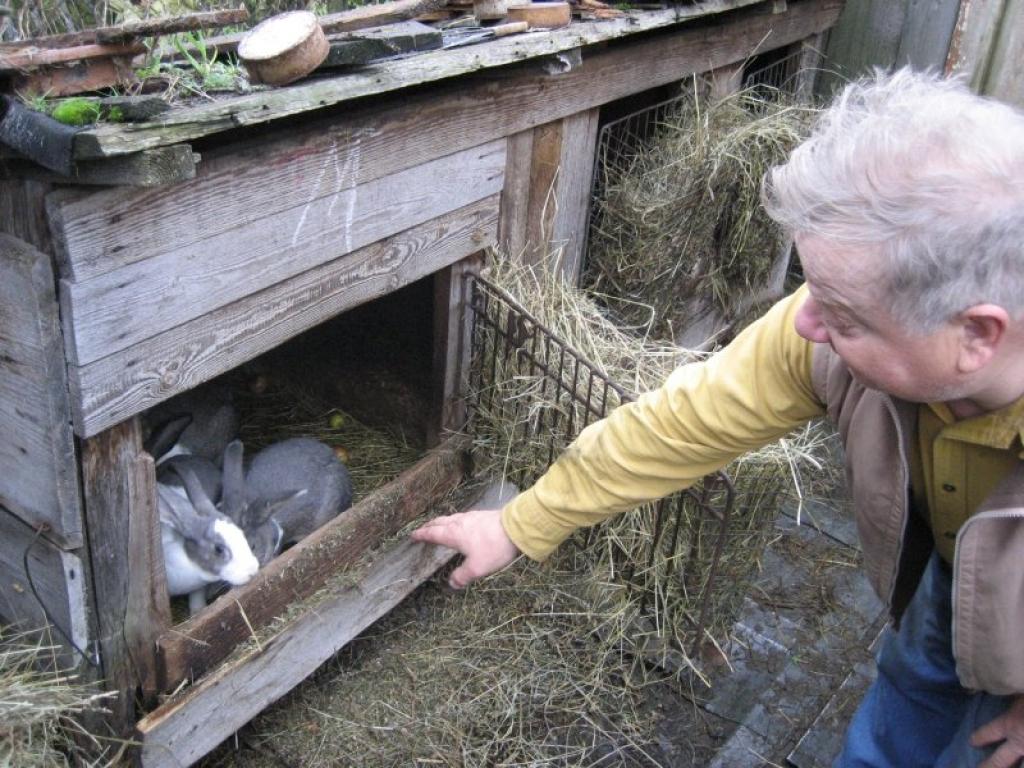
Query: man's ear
956 304 1009 373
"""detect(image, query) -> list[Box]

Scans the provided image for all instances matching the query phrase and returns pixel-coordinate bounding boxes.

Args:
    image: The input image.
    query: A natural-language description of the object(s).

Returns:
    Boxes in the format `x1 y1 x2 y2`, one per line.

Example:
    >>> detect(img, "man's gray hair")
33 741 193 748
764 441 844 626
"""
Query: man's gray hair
762 68 1024 332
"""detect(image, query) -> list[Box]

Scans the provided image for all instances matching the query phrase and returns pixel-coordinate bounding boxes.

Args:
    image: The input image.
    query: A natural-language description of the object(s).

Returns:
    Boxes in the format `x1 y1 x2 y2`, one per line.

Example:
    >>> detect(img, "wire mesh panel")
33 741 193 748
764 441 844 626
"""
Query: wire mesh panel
465 273 739 652
584 50 814 270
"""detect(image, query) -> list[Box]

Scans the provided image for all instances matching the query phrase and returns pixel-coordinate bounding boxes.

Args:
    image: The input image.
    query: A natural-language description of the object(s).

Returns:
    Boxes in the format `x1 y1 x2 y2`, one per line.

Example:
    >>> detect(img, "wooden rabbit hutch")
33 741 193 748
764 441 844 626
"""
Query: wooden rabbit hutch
0 0 840 764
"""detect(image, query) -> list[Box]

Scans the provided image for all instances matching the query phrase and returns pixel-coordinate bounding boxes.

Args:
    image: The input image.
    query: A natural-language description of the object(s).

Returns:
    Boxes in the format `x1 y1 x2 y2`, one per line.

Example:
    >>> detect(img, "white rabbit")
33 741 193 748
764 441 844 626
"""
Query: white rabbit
221 438 353 566
157 467 260 615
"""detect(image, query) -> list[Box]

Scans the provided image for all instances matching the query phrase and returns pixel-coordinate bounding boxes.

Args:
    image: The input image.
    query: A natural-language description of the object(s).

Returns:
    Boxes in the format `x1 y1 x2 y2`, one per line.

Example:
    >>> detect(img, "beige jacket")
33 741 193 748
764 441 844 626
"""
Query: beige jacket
812 346 1024 695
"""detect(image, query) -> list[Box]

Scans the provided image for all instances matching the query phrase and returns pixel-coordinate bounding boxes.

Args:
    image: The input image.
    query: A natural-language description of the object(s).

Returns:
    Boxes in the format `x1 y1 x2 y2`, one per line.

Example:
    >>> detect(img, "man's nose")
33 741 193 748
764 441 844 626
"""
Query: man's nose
794 297 831 344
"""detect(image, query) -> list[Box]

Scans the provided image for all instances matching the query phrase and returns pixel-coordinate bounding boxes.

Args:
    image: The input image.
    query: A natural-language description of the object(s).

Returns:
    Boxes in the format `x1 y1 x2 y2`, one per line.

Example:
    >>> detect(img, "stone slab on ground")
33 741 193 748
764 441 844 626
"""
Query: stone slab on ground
698 510 886 768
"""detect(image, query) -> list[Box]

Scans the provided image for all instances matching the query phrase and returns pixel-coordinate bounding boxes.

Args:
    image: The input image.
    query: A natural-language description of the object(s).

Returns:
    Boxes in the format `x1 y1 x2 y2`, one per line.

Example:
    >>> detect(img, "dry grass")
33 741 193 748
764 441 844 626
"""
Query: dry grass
0 627 116 768
585 85 817 341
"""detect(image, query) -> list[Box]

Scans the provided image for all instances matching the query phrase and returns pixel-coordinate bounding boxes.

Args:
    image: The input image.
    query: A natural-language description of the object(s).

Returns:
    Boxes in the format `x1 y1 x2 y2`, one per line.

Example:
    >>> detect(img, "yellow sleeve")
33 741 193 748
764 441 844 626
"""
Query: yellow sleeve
501 285 824 561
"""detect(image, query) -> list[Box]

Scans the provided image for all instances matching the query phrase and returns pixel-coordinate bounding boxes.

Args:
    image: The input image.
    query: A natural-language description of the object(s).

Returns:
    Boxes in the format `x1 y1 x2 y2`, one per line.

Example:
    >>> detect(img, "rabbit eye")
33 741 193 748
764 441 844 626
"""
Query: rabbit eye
214 543 226 557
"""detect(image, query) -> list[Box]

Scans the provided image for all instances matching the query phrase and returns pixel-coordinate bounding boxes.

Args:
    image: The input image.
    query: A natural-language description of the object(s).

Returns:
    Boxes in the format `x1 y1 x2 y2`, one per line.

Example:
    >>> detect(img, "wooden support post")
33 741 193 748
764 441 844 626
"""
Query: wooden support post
124 452 171 702
498 128 534 260
550 108 599 283
80 417 148 734
499 107 599 284
708 61 744 101
795 32 826 102
429 252 485 446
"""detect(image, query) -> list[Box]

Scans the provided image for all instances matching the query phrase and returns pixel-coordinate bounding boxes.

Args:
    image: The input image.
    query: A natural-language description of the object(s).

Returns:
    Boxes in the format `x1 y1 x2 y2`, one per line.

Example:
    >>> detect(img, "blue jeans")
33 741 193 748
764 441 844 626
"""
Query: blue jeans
835 553 1012 767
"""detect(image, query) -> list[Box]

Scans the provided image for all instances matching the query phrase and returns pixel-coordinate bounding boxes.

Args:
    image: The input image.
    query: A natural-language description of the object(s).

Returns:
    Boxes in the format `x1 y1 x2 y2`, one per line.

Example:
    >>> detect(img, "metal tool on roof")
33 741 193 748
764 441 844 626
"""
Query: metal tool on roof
441 20 529 47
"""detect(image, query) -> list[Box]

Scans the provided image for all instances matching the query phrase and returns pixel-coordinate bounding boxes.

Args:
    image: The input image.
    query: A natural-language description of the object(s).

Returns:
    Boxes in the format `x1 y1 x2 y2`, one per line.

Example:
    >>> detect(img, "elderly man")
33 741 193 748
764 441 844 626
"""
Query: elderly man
412 69 1024 767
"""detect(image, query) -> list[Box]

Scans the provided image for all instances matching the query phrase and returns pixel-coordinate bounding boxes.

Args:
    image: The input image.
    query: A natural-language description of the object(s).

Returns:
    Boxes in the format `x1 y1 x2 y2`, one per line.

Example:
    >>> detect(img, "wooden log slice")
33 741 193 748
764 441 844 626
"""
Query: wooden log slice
238 10 330 86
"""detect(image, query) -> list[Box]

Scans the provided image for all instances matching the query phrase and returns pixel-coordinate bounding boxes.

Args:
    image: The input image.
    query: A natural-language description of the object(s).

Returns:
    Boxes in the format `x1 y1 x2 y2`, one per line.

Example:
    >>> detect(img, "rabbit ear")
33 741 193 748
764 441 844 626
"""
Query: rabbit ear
145 413 193 461
157 483 203 535
222 442 245 507
245 488 308 528
177 467 219 518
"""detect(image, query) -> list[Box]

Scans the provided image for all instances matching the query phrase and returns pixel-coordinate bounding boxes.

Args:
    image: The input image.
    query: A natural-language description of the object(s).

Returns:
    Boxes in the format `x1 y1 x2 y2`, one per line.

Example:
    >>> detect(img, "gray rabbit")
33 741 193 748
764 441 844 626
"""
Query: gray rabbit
221 438 354 566
145 413 223 503
143 382 239 466
157 467 260 615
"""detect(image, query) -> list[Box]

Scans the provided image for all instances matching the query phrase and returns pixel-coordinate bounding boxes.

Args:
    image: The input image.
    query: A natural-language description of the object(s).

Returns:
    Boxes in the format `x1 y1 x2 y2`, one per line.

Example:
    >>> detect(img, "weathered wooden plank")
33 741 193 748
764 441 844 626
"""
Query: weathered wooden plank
138 480 516 768
1 146 199 187
157 436 469 690
550 107 599 283
81 418 145 735
0 506 91 671
59 140 505 367
51 106 499 281
0 233 83 548
72 0 837 158
68 195 498 438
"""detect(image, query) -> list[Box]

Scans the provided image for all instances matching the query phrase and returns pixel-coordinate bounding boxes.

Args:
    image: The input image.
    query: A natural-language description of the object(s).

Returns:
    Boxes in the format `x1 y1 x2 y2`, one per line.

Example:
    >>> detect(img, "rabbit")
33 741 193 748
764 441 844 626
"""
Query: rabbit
158 466 260 615
143 382 239 465
220 438 354 566
145 413 222 503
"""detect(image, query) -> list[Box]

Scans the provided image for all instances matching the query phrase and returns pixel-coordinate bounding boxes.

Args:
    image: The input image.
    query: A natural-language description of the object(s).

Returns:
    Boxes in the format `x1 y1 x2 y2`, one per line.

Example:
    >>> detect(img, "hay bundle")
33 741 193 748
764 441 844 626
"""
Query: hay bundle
0 628 115 767
585 86 817 340
468 256 833 655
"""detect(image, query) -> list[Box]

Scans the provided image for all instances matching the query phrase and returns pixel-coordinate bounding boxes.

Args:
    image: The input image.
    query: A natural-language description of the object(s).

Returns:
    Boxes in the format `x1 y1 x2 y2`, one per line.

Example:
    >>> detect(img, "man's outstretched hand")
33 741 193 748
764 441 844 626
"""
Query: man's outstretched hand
411 508 521 589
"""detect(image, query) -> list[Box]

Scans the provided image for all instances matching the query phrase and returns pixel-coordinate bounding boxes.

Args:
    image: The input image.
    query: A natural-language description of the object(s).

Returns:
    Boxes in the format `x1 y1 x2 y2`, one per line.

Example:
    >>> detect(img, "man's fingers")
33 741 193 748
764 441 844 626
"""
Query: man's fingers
411 515 464 550
973 717 1008 748
977 741 1024 768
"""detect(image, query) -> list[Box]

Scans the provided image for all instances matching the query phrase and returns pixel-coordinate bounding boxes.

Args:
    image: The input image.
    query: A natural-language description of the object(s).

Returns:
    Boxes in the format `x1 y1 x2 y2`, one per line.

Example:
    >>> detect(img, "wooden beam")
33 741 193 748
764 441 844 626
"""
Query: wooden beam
0 41 144 71
67 195 499 438
138 480 516 768
0 146 199 187
80 417 145 735
156 436 469 689
71 0 840 158
95 8 250 44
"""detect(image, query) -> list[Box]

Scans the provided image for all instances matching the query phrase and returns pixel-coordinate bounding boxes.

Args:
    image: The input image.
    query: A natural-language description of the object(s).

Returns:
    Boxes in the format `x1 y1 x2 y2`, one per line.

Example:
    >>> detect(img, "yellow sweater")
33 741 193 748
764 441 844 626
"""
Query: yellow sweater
502 285 1024 563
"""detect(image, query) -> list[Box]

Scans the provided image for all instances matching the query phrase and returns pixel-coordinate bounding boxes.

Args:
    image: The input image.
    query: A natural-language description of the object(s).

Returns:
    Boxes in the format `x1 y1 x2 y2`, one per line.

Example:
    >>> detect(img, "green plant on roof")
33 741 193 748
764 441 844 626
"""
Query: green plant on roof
50 97 102 126
171 30 244 96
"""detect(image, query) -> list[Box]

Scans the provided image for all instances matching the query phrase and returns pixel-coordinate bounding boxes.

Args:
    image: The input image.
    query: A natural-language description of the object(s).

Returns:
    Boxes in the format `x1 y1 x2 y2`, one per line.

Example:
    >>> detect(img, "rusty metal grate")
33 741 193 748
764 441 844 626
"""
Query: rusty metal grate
465 273 735 652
